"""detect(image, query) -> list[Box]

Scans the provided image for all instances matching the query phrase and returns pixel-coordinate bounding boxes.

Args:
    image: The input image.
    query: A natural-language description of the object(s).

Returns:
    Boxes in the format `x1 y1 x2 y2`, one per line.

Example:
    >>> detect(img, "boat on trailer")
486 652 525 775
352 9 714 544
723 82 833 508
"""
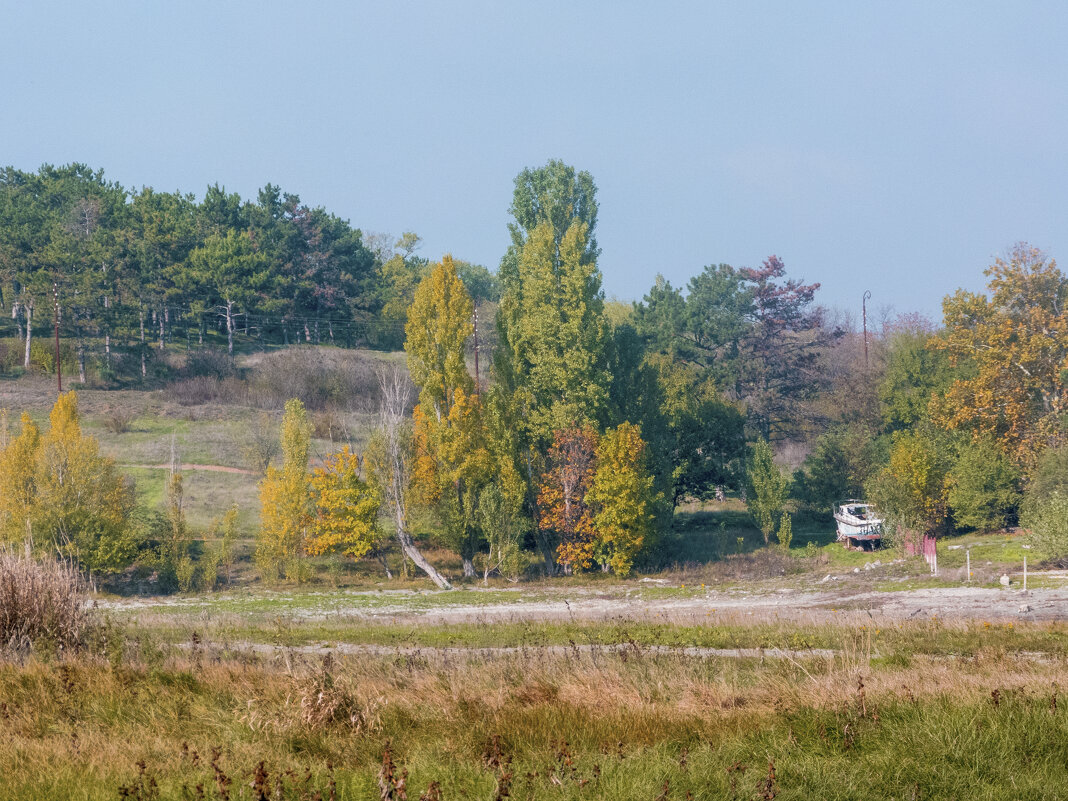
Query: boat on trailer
834 500 883 550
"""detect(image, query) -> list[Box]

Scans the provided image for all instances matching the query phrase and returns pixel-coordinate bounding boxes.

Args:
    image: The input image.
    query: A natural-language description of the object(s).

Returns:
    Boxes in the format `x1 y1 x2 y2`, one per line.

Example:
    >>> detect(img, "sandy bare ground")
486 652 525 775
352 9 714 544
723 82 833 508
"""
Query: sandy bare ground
357 585 1068 624
99 576 1068 624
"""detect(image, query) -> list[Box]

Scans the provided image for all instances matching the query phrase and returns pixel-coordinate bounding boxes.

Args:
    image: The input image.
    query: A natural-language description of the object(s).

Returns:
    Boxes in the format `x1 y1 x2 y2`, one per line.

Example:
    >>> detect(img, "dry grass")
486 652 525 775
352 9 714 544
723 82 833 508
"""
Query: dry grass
0 553 91 653
2 624 1066 798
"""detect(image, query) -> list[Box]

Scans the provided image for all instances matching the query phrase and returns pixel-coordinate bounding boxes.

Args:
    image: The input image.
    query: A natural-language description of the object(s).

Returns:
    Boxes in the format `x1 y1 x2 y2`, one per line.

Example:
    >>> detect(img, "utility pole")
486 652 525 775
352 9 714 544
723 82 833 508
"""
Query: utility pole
53 281 62 394
862 290 871 371
473 305 480 396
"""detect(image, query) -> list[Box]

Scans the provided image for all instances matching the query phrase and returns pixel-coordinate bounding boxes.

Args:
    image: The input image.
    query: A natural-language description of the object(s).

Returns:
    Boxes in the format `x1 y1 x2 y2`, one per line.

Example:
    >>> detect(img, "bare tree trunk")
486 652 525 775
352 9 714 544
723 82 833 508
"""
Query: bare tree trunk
12 302 22 340
376 367 452 590
158 306 165 350
374 545 393 580
103 291 111 367
225 299 235 357
140 306 147 378
23 302 32 368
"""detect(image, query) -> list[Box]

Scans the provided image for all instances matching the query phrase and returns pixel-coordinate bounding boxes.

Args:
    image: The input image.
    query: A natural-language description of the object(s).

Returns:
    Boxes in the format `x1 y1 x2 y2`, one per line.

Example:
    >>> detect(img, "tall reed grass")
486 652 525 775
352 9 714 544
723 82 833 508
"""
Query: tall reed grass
0 552 90 653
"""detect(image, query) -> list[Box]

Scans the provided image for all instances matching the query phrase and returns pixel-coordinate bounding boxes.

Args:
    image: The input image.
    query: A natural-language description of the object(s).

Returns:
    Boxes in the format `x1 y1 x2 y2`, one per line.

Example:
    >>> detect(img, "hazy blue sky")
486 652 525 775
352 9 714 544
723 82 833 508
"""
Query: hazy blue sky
3 1 1067 320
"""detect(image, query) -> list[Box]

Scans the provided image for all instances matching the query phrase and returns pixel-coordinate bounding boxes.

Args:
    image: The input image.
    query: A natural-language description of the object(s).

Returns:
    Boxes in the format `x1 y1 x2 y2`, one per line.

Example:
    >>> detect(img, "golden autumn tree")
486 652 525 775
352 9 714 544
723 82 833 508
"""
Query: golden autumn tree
0 412 41 545
257 398 313 581
537 425 598 573
405 255 491 579
306 446 381 560
865 429 952 540
588 422 656 576
931 244 1068 465
0 393 136 571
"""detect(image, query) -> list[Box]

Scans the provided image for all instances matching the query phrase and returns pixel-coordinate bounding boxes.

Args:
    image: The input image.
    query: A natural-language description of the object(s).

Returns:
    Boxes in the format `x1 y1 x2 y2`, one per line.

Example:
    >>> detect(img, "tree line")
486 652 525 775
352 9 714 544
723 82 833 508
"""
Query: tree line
0 164 497 380
3 160 1068 584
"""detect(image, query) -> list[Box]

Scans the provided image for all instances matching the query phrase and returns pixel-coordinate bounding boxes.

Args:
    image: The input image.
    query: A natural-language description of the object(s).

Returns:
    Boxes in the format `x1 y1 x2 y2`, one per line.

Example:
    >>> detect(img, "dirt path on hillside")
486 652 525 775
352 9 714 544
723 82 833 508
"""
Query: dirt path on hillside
121 463 254 475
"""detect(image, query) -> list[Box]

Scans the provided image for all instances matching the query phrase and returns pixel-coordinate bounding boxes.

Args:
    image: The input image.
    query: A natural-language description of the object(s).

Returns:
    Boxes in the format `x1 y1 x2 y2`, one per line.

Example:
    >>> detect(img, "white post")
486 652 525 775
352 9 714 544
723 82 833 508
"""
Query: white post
966 549 970 583
1023 557 1027 593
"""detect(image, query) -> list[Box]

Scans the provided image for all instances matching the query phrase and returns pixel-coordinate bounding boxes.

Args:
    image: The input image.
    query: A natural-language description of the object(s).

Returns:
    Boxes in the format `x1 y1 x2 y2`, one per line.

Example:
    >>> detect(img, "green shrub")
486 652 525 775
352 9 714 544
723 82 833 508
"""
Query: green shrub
1021 445 1068 526
792 425 880 513
777 512 793 551
946 437 1020 530
175 555 196 593
1026 492 1068 563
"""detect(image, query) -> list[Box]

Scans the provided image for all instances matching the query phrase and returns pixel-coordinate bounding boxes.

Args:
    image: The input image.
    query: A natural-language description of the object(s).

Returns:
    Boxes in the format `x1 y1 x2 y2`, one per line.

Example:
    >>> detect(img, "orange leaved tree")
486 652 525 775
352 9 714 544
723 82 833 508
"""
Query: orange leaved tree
932 244 1068 466
536 425 598 574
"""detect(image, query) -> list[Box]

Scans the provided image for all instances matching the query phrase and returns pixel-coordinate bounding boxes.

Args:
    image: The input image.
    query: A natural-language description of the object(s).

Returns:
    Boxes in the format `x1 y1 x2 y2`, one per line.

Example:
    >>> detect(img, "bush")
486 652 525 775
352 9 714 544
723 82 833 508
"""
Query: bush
1026 492 1068 564
312 407 350 442
1021 445 1068 526
169 375 222 406
101 406 137 434
0 553 91 653
946 437 1020 531
246 347 389 412
182 348 235 379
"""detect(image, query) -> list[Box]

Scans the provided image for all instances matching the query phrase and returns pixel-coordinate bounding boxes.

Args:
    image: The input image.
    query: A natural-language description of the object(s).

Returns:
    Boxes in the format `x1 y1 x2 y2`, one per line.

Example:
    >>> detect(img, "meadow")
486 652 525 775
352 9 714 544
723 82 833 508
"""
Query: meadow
4 604 1068 800
3 350 1067 800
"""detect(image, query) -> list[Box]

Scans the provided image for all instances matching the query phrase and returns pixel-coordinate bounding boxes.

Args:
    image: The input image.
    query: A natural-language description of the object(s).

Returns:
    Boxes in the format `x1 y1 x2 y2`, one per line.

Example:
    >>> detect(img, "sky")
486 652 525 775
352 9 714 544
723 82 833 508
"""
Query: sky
3 1 1067 321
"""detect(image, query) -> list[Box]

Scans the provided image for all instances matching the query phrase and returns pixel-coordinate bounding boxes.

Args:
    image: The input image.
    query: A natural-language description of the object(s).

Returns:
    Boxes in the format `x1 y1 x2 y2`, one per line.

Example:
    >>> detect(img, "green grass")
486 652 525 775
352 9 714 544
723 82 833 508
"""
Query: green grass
2 629 1067 800
116 611 1068 658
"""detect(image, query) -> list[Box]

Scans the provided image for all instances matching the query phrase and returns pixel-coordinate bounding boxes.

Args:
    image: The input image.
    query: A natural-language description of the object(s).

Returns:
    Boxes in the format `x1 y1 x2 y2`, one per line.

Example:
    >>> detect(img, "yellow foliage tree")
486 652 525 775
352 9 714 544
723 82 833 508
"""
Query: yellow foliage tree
932 245 1068 465
257 398 313 580
0 393 135 571
0 413 41 544
406 255 492 578
306 446 381 559
35 392 136 571
587 422 656 576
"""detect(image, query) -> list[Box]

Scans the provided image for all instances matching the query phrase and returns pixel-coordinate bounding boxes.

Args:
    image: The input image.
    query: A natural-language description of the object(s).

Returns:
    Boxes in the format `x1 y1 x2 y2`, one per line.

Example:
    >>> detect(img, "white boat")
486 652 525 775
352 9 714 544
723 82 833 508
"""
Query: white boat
833 500 883 549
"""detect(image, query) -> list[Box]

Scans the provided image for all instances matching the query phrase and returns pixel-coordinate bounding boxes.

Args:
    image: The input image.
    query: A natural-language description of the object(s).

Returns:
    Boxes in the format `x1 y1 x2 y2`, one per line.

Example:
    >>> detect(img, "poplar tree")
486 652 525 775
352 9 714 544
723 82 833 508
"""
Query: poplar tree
257 399 313 581
0 412 40 545
494 162 611 533
405 255 490 578
746 438 788 546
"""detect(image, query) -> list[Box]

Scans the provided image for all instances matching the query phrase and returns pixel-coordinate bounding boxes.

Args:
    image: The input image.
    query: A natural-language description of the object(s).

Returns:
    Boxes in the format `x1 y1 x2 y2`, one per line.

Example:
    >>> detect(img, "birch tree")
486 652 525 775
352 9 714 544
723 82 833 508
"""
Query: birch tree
366 367 452 589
